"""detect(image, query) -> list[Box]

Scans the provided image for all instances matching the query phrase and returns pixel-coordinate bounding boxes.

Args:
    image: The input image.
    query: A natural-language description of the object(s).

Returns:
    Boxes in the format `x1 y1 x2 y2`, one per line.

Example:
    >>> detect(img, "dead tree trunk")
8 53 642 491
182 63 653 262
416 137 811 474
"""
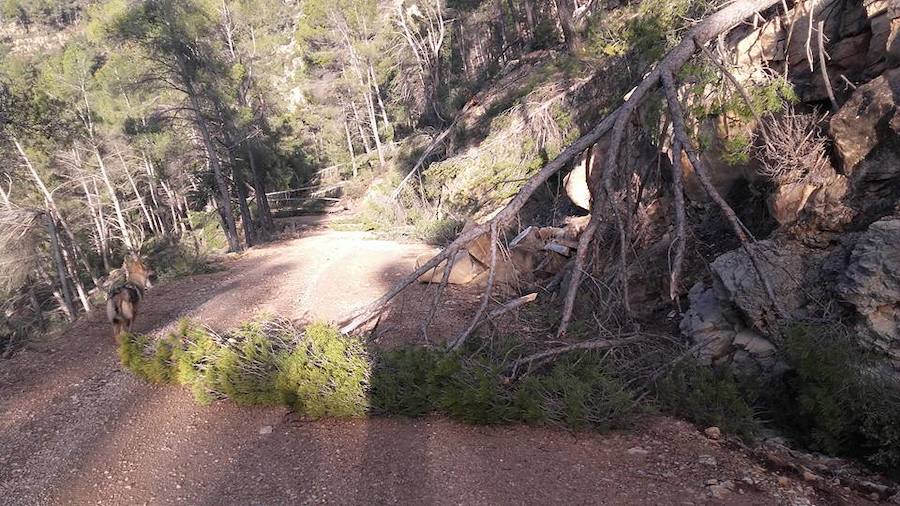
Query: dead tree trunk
15 138 101 285
94 145 136 252
46 212 75 320
344 118 358 178
117 150 157 236
350 98 373 154
61 238 91 312
80 178 110 272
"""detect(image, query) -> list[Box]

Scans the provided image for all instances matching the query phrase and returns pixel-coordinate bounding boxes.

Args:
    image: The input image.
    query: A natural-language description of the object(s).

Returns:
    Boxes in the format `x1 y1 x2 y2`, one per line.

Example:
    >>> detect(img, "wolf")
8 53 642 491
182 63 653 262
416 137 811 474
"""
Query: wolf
106 255 157 337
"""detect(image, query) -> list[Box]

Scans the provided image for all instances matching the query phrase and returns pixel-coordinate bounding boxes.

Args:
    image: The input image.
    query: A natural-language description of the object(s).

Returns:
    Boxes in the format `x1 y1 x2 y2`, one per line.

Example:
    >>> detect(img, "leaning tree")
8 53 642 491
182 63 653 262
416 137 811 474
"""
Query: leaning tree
340 0 787 353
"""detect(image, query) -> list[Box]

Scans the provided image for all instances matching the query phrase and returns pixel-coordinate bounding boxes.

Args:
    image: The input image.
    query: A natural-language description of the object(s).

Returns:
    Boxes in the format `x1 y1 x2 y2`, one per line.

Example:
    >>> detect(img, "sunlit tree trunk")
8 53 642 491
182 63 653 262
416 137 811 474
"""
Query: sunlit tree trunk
0 176 10 208
80 178 110 272
94 146 136 251
344 117 358 177
350 99 373 153
15 137 101 286
46 213 75 320
141 152 168 235
116 149 157 236
364 88 385 165
369 63 391 136
61 238 91 312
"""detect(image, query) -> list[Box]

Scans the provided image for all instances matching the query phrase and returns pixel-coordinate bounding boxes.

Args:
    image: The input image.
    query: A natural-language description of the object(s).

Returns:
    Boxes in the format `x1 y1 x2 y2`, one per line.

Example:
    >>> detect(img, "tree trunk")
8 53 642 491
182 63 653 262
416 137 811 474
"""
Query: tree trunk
555 0 583 53
344 119 358 177
0 177 10 208
117 150 157 236
15 138 101 285
38 269 73 323
160 179 186 235
28 282 44 330
61 238 91 312
184 85 242 253
141 152 168 235
524 0 535 43
246 143 274 235
81 178 110 272
93 145 136 251
234 167 255 247
92 179 111 269
369 63 391 136
364 89 385 165
350 99 373 153
47 213 75 320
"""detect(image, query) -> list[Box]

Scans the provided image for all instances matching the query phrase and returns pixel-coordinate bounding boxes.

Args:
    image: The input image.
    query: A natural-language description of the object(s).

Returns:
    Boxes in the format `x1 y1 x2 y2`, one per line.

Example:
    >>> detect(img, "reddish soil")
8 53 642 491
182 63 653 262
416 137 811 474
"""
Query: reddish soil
0 219 868 505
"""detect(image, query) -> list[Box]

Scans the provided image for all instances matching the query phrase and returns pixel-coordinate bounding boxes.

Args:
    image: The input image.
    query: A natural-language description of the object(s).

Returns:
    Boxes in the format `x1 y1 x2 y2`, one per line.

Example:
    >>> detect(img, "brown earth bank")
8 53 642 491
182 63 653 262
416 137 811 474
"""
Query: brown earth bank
0 221 873 505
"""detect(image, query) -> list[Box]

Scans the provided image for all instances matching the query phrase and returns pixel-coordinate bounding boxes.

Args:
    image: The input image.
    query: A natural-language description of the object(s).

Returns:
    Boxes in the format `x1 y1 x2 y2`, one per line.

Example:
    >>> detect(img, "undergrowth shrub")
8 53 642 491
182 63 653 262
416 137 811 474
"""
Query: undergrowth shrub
370 342 640 429
655 358 758 441
148 240 219 280
121 320 647 431
767 324 900 477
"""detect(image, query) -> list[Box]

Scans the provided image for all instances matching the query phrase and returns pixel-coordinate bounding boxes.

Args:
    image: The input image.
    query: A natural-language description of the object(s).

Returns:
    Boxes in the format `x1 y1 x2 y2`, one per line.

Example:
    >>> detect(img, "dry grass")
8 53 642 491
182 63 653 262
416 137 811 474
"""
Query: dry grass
756 107 832 186
0 207 43 294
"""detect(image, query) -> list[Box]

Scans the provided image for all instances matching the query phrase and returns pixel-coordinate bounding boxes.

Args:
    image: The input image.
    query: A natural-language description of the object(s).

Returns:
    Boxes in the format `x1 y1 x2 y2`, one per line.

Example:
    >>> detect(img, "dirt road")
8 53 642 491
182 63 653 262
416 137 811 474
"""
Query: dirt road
0 224 847 505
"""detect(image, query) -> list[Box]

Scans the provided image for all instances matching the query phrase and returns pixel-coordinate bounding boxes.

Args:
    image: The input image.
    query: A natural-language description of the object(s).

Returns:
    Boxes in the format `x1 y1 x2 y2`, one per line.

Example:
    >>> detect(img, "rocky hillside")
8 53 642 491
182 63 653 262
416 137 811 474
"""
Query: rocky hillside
679 0 900 373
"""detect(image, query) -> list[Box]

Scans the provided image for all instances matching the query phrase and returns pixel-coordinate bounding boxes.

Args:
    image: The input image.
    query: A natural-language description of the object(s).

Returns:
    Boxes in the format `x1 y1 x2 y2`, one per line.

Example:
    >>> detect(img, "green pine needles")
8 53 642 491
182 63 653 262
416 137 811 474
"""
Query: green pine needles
118 318 371 417
118 318 645 429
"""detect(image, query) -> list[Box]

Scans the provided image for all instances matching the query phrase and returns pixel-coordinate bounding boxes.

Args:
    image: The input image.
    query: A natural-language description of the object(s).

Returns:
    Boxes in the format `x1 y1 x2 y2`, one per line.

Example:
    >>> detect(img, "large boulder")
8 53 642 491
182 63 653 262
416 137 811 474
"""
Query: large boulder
710 242 808 332
680 283 778 372
830 67 900 173
416 250 485 285
830 67 900 219
837 216 900 363
703 238 852 334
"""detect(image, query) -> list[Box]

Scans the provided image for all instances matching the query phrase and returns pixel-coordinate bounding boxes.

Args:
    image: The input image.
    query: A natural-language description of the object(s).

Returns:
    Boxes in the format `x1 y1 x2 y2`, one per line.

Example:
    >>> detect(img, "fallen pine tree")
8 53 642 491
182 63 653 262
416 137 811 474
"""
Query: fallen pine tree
339 0 787 351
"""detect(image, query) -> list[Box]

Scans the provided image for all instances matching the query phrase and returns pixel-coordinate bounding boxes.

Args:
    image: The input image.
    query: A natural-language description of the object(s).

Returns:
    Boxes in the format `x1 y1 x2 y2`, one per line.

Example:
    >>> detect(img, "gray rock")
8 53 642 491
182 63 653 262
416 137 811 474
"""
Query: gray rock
838 217 900 361
680 282 778 371
680 283 736 365
830 68 900 211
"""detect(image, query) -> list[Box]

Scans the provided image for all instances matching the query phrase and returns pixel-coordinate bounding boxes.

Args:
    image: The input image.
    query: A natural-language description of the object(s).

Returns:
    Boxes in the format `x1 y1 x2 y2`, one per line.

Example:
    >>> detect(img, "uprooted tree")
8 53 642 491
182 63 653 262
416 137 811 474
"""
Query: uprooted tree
340 0 786 353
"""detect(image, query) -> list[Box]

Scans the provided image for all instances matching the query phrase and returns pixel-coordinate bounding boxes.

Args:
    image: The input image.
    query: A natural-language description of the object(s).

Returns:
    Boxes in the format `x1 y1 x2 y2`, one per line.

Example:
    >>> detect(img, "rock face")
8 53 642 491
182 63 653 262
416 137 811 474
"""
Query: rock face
681 240 856 371
827 66 900 224
830 67 900 173
679 283 778 371
709 242 821 332
837 217 900 362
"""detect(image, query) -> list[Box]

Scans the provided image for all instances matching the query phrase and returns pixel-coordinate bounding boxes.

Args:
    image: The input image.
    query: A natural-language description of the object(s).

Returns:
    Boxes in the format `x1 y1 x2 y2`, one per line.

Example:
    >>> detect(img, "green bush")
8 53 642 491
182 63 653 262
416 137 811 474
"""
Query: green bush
520 357 636 431
369 347 444 417
120 319 645 431
414 217 463 246
656 358 758 441
148 240 219 280
119 318 370 418
274 323 370 417
768 324 900 476
370 344 640 428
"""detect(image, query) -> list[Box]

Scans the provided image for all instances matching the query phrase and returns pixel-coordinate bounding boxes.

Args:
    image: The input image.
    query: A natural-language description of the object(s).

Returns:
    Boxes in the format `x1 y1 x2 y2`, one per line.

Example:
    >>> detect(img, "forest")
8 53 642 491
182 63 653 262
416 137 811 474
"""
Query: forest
1 0 899 503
